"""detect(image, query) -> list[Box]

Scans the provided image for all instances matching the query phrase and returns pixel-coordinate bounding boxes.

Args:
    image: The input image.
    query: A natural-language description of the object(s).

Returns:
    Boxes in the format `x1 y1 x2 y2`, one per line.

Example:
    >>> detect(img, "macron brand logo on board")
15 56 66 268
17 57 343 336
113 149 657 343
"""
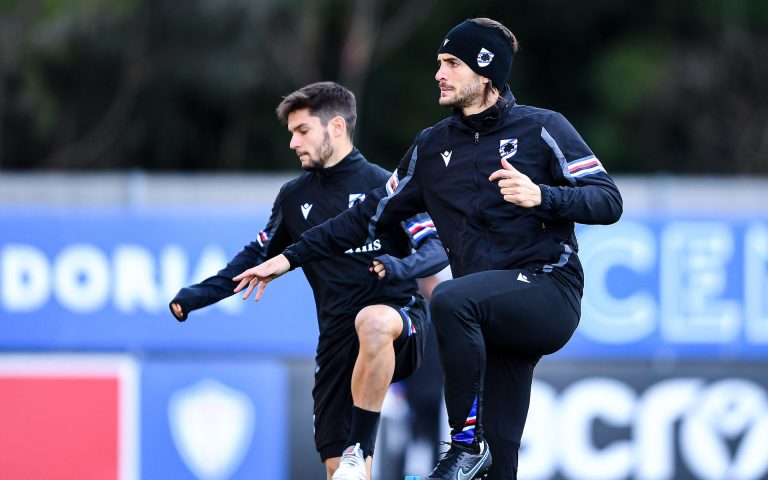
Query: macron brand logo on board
441 150 452 166
301 203 313 220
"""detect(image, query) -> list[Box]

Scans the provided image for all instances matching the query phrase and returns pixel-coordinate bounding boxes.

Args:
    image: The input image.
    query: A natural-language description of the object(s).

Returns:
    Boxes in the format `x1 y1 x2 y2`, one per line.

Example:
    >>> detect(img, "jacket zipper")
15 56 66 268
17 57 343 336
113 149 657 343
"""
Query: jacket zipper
471 130 491 268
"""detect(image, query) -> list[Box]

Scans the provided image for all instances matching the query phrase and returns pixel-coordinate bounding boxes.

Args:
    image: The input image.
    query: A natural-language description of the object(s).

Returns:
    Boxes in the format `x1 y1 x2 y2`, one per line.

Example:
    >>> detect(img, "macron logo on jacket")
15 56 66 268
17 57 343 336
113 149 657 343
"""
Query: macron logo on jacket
441 150 452 166
301 203 313 220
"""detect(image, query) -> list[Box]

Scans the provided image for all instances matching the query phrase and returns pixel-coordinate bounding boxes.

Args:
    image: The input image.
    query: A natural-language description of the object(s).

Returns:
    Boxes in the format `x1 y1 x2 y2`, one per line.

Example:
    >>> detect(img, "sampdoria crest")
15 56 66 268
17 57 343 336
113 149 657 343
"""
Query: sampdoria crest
499 138 518 160
477 48 494 67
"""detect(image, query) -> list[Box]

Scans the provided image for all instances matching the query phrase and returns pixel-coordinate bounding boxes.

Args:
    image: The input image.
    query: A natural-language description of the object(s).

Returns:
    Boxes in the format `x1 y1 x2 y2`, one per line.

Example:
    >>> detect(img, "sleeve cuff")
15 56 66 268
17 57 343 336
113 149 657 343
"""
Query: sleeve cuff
282 243 308 270
539 184 555 211
372 254 396 282
169 299 188 322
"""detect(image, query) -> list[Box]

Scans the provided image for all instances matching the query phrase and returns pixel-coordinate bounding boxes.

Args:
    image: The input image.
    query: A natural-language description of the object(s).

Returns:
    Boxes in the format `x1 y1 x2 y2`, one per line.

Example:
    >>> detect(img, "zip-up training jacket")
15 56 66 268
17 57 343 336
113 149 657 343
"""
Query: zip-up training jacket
283 89 622 296
171 148 448 358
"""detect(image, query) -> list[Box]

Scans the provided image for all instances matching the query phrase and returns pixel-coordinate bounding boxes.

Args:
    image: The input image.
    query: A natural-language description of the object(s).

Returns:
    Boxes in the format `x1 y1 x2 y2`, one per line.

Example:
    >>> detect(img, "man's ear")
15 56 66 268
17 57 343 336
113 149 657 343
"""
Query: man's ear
329 116 347 138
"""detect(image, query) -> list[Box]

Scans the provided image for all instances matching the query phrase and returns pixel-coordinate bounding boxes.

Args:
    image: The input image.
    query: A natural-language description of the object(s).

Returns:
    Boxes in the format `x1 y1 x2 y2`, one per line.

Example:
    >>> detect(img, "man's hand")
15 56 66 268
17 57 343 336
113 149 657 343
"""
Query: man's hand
489 158 541 207
232 254 291 302
369 259 387 279
170 302 185 320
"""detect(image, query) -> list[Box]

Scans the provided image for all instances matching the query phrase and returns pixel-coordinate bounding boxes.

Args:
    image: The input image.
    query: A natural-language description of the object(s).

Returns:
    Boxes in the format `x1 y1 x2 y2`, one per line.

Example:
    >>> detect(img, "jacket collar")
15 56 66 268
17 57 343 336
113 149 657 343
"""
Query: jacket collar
451 85 516 133
316 147 365 179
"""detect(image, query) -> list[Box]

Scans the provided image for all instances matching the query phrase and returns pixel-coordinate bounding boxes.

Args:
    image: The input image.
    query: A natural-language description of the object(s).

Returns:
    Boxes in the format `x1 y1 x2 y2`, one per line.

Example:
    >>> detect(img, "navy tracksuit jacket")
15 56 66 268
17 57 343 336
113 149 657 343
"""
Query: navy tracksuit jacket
284 89 621 286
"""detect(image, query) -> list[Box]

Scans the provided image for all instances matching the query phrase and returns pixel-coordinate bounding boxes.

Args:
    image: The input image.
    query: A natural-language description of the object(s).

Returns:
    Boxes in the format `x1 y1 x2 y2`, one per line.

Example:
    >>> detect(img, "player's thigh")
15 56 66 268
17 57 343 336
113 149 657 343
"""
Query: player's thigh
483 272 578 355
438 270 578 355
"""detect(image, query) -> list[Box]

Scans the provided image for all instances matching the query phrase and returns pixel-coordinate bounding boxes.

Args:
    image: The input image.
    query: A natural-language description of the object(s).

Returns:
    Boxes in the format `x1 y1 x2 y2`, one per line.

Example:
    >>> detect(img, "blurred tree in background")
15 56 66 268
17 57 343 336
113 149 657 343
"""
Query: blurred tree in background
1 0 766 173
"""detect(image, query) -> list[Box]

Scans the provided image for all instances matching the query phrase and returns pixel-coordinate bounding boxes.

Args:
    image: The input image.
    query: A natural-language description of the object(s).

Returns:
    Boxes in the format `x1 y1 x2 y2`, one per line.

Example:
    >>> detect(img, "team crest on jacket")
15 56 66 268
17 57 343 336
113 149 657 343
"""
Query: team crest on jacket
348 193 365 208
477 48 494 67
499 138 518 160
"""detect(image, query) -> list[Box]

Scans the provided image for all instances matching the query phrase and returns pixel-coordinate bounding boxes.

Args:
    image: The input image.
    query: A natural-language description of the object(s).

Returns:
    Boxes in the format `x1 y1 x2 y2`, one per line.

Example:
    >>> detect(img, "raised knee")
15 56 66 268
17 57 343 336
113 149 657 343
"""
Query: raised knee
355 305 399 343
430 281 458 318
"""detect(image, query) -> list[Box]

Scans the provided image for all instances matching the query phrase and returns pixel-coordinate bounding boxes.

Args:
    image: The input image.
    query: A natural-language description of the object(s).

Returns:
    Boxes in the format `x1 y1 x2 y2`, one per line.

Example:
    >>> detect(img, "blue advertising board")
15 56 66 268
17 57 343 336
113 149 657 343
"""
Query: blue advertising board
566 217 768 359
1 207 767 359
0 207 317 355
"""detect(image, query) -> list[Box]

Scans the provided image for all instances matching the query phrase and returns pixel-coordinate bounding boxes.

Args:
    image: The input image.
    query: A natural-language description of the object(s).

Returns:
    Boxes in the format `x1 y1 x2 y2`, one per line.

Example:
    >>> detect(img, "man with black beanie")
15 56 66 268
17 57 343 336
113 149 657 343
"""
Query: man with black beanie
233 18 623 480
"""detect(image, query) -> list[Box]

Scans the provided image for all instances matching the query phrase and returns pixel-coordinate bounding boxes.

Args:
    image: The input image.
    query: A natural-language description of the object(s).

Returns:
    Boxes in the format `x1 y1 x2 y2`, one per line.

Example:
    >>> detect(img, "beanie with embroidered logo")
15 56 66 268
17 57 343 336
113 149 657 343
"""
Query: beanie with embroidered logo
437 19 514 87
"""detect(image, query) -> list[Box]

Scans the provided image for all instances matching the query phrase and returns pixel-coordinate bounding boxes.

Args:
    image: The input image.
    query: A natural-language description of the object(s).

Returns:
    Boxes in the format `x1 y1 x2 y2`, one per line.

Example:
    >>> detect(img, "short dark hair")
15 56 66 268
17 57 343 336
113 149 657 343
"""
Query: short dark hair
470 18 520 105
276 82 357 140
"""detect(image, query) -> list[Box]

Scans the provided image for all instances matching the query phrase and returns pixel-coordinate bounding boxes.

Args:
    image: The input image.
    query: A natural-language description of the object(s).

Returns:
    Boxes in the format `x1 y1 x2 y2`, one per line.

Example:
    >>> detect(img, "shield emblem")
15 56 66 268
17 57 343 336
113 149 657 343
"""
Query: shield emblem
499 139 518 161
477 48 494 67
169 379 255 479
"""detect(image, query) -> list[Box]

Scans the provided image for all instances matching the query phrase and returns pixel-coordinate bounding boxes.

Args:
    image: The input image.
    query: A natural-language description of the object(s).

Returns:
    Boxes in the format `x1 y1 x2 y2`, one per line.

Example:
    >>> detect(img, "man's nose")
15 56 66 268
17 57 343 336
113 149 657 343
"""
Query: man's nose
435 62 449 81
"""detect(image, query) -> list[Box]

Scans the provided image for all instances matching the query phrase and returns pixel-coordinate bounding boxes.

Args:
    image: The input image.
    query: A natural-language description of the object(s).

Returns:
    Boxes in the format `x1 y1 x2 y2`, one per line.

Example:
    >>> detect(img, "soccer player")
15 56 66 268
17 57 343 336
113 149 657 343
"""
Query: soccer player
232 18 623 480
169 82 448 480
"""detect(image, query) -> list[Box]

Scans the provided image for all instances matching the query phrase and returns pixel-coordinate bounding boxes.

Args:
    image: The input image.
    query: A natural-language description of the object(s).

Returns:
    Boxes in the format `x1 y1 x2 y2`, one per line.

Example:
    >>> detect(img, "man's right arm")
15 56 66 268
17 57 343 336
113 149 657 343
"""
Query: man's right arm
170 196 290 321
284 137 427 270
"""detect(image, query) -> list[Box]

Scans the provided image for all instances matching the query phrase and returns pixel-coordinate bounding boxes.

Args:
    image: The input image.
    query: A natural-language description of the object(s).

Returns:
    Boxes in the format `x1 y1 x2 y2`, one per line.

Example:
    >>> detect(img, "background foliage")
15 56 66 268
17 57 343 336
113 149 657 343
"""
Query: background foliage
1 0 767 173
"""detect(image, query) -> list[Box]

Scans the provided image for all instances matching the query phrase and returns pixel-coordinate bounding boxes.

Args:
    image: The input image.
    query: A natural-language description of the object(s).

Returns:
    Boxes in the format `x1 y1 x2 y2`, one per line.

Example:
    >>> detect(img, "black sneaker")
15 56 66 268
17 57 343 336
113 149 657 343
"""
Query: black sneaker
427 440 492 479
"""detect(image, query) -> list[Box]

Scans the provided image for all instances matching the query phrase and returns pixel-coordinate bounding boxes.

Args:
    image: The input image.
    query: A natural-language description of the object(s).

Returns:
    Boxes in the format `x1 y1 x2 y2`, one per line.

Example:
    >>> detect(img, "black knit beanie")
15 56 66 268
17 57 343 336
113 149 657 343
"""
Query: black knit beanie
437 19 513 87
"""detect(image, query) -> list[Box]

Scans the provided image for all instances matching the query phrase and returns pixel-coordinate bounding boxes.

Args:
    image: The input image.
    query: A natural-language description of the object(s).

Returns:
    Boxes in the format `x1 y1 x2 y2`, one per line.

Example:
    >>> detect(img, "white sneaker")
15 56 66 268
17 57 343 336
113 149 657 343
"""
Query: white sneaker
332 443 367 480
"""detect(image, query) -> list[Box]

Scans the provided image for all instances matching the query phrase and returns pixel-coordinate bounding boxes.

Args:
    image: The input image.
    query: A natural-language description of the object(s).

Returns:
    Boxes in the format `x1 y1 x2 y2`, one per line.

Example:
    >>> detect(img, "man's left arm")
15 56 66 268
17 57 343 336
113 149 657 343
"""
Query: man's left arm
535 112 623 225
370 213 449 281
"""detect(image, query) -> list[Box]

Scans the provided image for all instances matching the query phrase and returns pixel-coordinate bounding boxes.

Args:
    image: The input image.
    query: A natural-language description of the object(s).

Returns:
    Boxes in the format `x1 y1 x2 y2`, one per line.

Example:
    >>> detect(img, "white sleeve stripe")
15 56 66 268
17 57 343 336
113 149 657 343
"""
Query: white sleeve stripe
412 227 437 240
571 165 606 177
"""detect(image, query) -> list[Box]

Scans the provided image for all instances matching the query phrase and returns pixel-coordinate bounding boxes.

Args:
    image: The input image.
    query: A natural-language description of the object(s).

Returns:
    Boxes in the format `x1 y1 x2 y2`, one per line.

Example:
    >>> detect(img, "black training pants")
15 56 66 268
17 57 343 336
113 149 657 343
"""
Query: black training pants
430 269 580 480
